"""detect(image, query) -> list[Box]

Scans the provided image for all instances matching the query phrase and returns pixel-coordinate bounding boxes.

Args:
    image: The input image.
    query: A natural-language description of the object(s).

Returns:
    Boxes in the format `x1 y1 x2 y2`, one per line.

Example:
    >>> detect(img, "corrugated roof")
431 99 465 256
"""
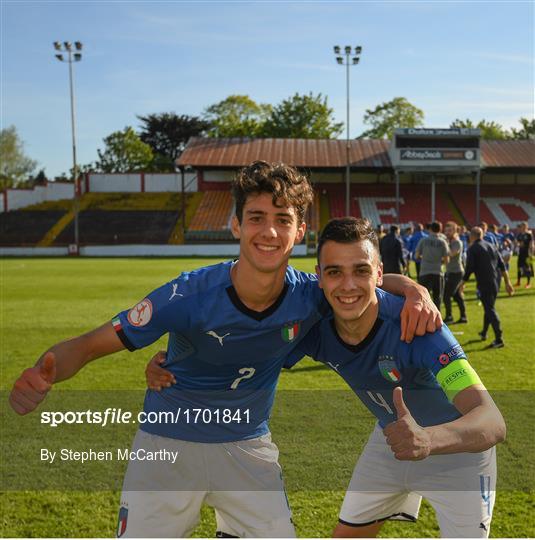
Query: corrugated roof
178 137 535 170
481 140 535 168
178 137 391 168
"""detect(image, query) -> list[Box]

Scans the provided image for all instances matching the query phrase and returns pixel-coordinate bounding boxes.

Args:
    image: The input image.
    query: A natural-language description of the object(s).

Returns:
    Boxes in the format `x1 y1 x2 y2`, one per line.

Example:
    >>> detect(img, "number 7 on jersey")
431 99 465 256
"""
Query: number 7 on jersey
231 367 256 390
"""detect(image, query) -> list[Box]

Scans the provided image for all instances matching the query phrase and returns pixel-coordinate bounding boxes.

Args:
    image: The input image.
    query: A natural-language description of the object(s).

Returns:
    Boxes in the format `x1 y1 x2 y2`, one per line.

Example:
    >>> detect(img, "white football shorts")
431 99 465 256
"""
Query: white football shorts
339 424 496 538
117 430 294 538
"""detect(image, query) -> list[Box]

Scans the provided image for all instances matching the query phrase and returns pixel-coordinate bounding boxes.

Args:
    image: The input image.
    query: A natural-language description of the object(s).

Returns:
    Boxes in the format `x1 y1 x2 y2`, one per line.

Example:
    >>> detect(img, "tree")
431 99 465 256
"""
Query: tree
450 119 510 140
203 95 272 138
0 125 37 189
510 117 535 140
28 169 48 186
359 97 424 139
262 92 343 139
137 113 211 170
95 127 154 173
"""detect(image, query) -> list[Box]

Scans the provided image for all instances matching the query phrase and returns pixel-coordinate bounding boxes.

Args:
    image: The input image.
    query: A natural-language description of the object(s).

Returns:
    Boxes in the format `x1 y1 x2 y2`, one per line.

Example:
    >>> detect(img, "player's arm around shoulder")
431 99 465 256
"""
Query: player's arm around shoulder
9 322 125 415
380 274 442 343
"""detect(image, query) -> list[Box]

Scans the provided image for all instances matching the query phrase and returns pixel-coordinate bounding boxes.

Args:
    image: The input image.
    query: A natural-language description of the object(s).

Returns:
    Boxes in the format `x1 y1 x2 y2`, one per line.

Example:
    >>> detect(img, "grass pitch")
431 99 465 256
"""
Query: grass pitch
1 257 534 537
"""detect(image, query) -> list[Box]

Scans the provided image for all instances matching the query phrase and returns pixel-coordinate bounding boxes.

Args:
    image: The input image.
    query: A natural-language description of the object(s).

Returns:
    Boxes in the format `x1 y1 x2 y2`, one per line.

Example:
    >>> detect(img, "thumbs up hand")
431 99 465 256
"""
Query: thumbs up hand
383 387 431 461
9 352 56 415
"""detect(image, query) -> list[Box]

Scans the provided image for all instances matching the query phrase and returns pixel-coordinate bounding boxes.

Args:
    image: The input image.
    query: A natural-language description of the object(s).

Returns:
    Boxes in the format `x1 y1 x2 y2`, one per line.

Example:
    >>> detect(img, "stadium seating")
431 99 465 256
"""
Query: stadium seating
2 185 532 247
186 191 235 242
321 184 457 225
0 210 67 246
449 185 535 226
0 193 194 247
53 210 180 245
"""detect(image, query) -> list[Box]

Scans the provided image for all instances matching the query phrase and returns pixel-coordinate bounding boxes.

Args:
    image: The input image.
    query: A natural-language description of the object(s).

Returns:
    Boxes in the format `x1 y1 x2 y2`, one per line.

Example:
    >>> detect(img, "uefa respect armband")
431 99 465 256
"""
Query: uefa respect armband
436 359 482 401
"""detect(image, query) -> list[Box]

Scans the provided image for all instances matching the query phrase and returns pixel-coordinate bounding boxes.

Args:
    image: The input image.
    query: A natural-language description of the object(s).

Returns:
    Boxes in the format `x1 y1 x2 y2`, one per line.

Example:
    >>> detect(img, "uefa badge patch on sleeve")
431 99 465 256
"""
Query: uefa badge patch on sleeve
127 298 153 327
281 321 301 342
116 506 128 538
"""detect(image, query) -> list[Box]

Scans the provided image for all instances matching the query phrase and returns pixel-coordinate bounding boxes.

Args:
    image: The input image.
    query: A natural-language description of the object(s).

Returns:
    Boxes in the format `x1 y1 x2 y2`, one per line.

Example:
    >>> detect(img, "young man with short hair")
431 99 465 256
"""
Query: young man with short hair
461 227 514 349
443 221 467 324
289 218 505 538
379 225 406 275
409 223 427 278
515 221 533 289
9 162 440 538
415 221 450 310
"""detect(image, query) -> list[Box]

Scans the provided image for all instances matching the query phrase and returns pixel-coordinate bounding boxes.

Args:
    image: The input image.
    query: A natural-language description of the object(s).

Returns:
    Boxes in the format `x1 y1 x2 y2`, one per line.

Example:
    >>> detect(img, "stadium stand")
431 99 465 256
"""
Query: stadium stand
54 210 180 245
186 191 235 242
0 210 67 246
321 184 457 226
449 185 535 226
0 193 199 247
2 138 532 251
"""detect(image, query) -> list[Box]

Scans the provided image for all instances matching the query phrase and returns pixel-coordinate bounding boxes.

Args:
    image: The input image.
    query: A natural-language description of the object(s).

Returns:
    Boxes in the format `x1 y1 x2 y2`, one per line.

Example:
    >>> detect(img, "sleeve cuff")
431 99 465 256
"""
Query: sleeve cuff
111 316 137 352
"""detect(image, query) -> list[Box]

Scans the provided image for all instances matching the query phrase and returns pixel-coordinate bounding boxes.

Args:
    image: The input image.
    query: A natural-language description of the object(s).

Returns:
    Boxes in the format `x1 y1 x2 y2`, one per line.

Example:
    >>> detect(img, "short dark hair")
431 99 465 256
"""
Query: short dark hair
231 160 314 224
317 217 379 262
430 221 442 233
389 225 399 234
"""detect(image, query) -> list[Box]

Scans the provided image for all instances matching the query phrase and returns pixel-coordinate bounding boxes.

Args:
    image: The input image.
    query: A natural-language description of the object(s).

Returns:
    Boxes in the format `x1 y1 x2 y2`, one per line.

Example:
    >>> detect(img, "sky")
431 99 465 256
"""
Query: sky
1 0 533 179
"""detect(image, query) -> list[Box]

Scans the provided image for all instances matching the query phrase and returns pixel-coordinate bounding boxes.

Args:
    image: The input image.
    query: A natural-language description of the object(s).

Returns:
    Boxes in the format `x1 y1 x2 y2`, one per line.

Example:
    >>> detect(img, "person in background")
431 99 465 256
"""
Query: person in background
501 224 515 247
515 221 533 289
376 224 386 241
415 222 450 311
479 222 498 247
459 225 470 266
443 221 467 324
489 224 503 246
409 223 428 278
402 226 413 276
461 227 514 349
500 238 513 272
380 225 406 275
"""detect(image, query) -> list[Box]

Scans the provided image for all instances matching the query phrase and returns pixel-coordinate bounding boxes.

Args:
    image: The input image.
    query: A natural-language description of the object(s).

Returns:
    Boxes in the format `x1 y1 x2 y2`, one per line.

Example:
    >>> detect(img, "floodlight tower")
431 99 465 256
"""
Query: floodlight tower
333 45 363 216
53 41 83 253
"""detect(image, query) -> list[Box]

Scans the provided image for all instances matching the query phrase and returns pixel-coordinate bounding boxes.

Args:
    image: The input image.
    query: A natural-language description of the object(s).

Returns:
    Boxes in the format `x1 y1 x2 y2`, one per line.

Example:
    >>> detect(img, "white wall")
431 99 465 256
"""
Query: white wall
0 247 69 256
2 182 75 212
48 182 74 199
144 173 198 192
0 173 198 212
88 174 141 192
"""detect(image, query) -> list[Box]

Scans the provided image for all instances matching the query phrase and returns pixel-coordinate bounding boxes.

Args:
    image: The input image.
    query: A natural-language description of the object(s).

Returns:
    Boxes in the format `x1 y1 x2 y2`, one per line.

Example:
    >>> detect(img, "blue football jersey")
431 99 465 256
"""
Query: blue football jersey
113 261 328 442
286 289 473 428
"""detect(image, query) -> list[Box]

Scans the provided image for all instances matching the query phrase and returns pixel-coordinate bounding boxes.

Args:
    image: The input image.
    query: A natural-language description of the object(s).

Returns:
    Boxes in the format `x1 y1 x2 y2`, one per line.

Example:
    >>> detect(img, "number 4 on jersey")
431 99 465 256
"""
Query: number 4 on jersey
366 391 394 415
231 367 256 390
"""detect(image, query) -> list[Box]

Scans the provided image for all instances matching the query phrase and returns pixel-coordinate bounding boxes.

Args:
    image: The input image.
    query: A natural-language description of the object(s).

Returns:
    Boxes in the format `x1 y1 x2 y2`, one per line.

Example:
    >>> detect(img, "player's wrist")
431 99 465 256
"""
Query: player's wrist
424 425 442 455
403 280 428 303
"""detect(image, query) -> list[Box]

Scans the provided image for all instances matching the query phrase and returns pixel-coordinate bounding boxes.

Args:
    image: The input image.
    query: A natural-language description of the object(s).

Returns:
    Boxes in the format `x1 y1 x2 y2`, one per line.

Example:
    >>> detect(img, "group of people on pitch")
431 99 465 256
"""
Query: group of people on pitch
10 161 506 538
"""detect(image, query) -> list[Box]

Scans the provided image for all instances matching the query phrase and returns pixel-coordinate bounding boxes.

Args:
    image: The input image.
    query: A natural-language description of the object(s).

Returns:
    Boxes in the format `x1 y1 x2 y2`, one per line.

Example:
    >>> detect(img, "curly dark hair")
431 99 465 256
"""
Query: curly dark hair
231 160 314 224
318 217 379 262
